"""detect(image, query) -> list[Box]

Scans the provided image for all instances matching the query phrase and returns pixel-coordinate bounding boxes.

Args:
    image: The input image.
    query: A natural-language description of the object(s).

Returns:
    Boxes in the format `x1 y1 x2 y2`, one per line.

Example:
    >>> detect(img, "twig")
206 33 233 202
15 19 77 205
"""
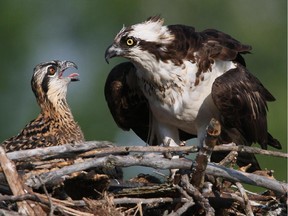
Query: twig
136 202 143 216
0 187 91 216
235 182 254 216
181 174 215 216
112 197 188 205
0 193 43 203
213 145 287 158
191 118 221 187
206 163 287 194
35 192 86 207
0 147 45 215
174 185 194 201
37 176 55 216
167 185 195 216
164 201 195 216
219 151 238 167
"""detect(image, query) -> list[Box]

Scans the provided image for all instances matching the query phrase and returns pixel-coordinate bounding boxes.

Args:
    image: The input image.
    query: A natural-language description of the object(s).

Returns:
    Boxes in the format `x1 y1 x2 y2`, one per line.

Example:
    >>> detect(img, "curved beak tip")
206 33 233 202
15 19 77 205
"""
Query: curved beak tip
63 60 78 70
105 44 119 64
105 49 112 64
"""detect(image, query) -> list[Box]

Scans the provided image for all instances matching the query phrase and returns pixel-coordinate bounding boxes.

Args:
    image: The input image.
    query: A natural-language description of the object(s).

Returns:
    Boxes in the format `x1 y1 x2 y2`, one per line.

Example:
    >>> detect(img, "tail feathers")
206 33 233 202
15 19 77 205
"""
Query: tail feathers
267 133 281 149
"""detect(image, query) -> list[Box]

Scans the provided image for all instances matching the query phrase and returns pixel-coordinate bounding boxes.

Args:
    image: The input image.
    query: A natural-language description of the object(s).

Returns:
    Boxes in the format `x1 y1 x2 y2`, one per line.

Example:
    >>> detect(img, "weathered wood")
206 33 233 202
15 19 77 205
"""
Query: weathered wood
235 182 253 216
214 145 287 158
0 147 45 216
0 125 286 215
5 142 287 163
0 209 22 216
191 118 221 187
6 141 116 162
181 174 215 216
23 153 287 194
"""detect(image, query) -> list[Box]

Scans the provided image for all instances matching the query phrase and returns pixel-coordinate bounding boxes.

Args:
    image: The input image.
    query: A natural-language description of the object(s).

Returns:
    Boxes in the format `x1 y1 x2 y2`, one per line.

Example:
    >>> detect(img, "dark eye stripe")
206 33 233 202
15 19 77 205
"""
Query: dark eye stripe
41 73 49 93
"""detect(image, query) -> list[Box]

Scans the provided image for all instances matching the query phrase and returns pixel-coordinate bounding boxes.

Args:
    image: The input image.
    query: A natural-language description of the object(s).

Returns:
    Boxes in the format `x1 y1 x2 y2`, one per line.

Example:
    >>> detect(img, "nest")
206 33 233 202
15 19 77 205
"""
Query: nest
0 121 286 215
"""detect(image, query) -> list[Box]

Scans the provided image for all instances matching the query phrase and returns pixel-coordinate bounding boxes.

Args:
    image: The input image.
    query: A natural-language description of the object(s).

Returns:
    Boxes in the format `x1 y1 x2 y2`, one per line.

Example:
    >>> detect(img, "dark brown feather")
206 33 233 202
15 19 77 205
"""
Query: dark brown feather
212 64 280 148
104 62 195 145
211 64 281 171
138 25 251 72
104 62 153 143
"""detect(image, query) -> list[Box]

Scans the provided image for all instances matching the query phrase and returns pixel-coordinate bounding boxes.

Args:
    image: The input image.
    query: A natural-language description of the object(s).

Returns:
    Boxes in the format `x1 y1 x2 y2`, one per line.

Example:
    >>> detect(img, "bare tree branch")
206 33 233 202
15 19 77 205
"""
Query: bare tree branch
4 141 287 163
112 197 189 205
235 182 254 216
191 118 221 187
0 192 93 216
6 141 116 162
24 153 287 194
0 147 45 215
213 145 287 158
181 174 215 216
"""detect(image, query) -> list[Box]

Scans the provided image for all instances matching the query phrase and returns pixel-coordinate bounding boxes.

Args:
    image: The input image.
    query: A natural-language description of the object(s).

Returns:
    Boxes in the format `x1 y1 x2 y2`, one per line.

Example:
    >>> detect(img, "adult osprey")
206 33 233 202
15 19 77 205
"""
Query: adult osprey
104 16 281 172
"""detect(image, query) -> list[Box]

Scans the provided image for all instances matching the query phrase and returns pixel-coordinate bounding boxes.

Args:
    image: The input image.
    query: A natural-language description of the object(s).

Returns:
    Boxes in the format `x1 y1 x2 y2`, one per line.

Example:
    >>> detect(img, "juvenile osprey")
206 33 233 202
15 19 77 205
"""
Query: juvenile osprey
105 16 281 172
2 60 84 152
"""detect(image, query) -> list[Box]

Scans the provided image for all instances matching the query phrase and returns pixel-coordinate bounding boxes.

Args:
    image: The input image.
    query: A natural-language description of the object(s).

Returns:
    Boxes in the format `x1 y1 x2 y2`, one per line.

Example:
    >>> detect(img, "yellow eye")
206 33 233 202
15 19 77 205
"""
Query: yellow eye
126 38 134 46
48 66 56 76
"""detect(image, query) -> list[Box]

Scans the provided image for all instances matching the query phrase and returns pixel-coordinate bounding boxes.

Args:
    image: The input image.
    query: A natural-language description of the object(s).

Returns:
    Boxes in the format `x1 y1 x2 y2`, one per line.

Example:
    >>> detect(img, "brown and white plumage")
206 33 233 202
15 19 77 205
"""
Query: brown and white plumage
2 60 84 152
104 61 195 146
105 16 281 172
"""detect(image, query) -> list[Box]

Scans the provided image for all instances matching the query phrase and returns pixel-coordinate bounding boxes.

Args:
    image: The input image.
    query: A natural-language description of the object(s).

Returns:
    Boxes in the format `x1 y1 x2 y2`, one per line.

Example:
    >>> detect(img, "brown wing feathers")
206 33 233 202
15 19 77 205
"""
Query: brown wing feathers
166 26 251 70
212 65 281 150
104 62 153 143
104 62 195 145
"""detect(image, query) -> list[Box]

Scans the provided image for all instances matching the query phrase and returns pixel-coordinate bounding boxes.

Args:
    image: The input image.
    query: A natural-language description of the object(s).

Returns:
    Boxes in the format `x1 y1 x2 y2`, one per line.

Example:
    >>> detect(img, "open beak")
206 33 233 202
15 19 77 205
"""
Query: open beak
59 60 80 82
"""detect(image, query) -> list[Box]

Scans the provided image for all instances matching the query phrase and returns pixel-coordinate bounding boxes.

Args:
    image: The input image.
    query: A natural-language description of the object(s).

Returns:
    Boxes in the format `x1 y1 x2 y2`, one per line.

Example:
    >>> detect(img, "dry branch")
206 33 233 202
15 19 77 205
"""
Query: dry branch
0 192 93 216
5 142 287 163
213 145 287 158
0 147 45 215
23 153 287 194
235 182 253 216
6 141 116 162
191 118 220 187
112 197 189 205
181 174 215 215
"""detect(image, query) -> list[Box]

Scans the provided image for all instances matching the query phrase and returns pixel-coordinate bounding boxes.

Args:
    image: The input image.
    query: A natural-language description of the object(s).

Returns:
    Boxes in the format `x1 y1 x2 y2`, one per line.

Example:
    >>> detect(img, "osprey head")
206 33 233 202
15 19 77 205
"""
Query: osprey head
105 16 174 63
31 60 79 106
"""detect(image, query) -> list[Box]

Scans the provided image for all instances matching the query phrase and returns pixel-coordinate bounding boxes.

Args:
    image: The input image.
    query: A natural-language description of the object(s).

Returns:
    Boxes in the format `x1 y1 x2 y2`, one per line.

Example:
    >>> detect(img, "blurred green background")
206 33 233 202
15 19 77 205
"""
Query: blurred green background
0 1 286 182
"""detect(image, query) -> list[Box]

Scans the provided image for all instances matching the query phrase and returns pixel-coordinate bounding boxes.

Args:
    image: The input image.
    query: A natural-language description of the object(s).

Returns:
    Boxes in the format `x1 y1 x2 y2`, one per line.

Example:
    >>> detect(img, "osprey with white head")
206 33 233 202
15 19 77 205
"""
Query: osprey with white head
105 16 281 172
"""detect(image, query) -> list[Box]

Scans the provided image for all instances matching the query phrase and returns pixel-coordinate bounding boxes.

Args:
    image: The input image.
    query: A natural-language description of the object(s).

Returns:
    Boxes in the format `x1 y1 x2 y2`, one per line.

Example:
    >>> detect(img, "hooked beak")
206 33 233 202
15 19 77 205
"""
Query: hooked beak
105 44 122 64
59 60 80 82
